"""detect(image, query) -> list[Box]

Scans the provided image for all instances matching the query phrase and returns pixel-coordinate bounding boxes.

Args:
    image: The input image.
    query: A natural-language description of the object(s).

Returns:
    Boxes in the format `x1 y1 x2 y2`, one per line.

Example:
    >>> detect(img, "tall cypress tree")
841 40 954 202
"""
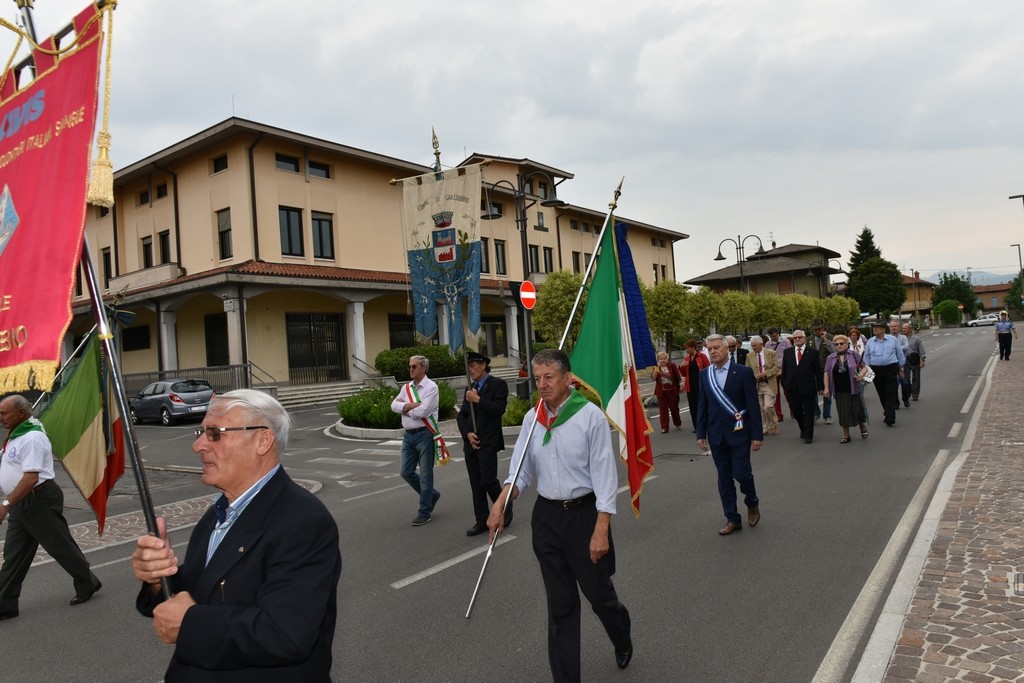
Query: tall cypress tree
848 225 882 272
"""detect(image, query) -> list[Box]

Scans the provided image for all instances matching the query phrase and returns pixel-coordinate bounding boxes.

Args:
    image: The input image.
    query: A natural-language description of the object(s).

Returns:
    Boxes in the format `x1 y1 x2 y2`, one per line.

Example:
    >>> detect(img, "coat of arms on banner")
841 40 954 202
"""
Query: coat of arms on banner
400 165 483 352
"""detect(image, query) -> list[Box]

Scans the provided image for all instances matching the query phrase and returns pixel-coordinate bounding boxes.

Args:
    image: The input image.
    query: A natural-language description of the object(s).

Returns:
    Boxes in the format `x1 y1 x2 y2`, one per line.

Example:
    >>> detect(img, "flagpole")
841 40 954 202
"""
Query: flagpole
465 179 624 618
18 0 171 598
558 178 624 349
30 325 97 411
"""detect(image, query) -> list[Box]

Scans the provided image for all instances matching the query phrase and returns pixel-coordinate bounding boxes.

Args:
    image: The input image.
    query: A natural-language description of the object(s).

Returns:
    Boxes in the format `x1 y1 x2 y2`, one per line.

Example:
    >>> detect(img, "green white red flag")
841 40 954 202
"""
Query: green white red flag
569 219 655 516
38 335 125 534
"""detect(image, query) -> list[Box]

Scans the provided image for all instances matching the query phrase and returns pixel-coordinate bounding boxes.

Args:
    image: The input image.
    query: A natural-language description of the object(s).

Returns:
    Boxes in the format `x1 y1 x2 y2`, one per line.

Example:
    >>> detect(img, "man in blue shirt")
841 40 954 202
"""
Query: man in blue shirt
863 321 906 426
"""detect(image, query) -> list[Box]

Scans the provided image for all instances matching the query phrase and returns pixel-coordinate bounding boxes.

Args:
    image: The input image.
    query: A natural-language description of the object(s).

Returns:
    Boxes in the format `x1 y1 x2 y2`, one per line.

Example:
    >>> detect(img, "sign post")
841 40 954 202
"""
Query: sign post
519 281 537 396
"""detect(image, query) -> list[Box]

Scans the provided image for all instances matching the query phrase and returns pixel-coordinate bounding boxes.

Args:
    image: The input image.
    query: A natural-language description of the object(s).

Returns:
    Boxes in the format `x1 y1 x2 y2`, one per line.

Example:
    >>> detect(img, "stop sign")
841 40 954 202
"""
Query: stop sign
519 281 537 310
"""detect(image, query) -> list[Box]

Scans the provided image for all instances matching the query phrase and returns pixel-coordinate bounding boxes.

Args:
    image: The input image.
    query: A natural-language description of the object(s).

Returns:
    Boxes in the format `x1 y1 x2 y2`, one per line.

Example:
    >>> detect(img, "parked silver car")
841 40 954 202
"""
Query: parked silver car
968 313 1000 327
130 379 215 425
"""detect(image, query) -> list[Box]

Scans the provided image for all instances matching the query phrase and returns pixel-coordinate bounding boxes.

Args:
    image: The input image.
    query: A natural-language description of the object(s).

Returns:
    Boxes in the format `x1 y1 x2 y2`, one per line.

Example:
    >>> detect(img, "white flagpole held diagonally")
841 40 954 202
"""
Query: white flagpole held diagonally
464 178 625 618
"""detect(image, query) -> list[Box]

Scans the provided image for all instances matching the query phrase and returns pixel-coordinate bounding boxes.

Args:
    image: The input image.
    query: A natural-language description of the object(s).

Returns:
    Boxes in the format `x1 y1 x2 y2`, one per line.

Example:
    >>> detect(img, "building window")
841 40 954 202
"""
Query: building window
481 198 503 218
543 247 553 273
155 183 168 199
662 264 667 281
275 154 301 173
122 325 151 352
308 161 331 179
653 264 659 283
138 189 150 206
101 248 111 289
584 252 592 270
216 208 232 260
528 245 540 274
142 237 153 269
312 211 334 259
521 178 532 194
535 211 546 230
480 237 490 273
537 181 548 199
96 205 109 219
570 219 579 231
992 296 999 307
572 251 581 273
494 239 507 275
651 237 657 246
583 222 591 233
158 230 171 264
279 207 304 256
660 239 666 248
211 154 228 173
74 267 82 297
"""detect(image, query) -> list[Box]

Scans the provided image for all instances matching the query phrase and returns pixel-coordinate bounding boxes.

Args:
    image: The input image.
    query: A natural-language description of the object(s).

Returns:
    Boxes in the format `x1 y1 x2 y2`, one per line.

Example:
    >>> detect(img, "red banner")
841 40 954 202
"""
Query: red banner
0 17 102 392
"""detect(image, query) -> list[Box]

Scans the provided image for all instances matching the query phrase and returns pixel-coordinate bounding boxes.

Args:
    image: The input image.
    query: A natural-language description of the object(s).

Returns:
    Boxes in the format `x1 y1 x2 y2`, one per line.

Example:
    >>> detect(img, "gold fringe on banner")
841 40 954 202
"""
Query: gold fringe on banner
0 359 57 394
86 2 116 207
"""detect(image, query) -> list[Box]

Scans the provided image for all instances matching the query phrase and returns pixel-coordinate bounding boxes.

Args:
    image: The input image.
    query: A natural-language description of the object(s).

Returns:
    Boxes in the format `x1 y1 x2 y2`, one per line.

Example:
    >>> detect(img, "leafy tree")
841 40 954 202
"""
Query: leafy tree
643 279 688 349
932 299 962 326
848 225 882 273
819 295 854 329
1006 275 1023 317
531 270 584 351
717 290 755 335
789 294 818 329
684 286 722 336
932 272 977 316
847 257 905 317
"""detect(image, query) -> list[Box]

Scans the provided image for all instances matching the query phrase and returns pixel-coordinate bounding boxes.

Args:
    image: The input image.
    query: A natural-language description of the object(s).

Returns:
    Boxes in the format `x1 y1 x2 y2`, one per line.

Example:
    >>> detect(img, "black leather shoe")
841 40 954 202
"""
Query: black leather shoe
804 438 813 444
615 640 633 669
0 609 18 620
466 522 488 537
70 580 102 606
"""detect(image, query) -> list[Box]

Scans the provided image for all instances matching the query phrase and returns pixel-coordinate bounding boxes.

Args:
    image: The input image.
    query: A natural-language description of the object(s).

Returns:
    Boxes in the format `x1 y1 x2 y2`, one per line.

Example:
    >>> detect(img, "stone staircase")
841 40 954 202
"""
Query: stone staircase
276 380 367 410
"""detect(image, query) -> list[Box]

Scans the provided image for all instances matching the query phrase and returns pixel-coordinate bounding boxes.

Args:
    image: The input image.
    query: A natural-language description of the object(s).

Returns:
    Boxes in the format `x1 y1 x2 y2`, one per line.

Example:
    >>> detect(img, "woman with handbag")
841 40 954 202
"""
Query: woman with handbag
651 351 683 433
823 334 870 443
680 338 711 432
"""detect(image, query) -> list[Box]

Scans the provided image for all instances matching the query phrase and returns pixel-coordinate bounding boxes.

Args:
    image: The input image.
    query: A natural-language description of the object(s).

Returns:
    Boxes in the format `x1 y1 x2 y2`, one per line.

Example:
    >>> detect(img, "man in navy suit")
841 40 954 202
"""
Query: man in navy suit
780 330 824 444
456 351 509 536
696 334 763 536
131 390 342 682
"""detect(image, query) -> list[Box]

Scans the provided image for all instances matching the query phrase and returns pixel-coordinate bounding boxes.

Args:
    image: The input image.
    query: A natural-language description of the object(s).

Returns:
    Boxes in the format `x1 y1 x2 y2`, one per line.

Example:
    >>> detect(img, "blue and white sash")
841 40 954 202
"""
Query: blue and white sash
705 366 746 431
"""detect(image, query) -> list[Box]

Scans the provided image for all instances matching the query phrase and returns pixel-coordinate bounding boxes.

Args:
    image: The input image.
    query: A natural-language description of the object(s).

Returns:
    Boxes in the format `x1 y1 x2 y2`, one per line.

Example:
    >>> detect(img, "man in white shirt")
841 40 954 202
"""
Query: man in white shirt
391 355 442 526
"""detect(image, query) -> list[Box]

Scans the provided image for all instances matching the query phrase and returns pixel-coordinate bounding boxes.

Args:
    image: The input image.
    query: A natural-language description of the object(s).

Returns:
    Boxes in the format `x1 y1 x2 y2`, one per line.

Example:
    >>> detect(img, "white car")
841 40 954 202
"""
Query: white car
968 313 1000 327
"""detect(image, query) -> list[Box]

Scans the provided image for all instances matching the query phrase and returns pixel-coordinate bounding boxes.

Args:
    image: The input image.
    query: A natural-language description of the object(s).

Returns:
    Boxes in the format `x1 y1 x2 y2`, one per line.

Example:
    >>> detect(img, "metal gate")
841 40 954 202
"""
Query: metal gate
285 312 347 385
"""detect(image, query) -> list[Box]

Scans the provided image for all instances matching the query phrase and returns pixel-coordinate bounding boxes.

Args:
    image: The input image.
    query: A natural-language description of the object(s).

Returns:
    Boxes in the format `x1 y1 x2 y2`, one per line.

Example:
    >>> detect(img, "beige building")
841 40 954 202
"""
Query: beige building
71 118 686 388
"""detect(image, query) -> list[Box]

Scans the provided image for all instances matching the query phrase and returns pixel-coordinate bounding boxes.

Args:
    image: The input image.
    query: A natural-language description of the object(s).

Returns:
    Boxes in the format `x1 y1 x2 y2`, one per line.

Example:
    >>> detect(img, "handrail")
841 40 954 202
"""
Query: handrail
246 361 277 388
350 354 379 377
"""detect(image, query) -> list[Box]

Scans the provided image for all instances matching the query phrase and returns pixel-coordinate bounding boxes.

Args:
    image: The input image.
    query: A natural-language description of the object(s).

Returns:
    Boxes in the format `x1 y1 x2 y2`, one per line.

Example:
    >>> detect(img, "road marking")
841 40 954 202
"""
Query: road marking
379 440 404 446
960 355 995 413
343 483 409 501
309 457 390 467
390 535 517 589
947 422 962 439
347 448 403 456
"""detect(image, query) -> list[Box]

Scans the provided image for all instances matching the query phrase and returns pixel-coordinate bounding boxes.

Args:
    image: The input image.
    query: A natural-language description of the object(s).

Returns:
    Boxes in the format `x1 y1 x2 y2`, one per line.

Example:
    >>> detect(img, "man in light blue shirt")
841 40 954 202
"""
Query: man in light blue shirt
863 321 906 426
489 348 633 680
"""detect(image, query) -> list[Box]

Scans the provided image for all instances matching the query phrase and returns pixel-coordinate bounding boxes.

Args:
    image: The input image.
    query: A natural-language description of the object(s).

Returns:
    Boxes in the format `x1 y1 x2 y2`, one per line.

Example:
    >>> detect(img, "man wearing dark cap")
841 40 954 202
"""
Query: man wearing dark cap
863 321 906 427
456 352 509 536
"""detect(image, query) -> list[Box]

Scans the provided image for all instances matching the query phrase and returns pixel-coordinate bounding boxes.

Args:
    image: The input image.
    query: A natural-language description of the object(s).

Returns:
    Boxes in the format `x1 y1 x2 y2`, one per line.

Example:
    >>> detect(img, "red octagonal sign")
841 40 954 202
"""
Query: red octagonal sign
519 281 537 310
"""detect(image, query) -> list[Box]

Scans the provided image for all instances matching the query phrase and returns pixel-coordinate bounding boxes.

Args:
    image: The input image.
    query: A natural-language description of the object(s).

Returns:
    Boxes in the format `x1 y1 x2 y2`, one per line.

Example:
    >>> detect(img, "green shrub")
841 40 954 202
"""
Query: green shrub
375 345 468 381
500 385 601 426
336 381 458 428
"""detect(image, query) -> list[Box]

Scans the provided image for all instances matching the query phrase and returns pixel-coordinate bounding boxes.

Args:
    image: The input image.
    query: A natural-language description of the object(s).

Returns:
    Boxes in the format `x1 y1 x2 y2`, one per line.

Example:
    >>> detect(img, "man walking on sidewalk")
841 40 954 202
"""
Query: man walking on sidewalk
902 323 926 403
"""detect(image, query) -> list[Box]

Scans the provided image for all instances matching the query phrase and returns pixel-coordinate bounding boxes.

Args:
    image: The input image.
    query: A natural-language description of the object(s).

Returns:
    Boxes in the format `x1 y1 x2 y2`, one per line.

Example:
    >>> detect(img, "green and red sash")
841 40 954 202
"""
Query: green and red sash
404 382 450 465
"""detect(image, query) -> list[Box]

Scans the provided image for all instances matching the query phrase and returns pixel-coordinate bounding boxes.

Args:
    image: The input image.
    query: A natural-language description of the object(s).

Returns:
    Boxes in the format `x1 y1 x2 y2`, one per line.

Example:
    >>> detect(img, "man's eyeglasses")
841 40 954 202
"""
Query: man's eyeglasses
194 426 269 442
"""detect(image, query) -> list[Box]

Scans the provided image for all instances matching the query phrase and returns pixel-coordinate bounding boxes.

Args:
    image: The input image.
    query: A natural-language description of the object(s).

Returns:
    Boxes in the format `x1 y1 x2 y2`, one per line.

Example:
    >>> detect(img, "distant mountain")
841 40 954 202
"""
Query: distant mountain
921 270 1013 286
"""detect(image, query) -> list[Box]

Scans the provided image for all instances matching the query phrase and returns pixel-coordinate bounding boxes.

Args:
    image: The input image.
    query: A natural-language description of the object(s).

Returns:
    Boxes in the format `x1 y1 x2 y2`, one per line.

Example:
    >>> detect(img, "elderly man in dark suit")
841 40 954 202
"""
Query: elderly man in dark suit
697 334 764 536
457 351 509 536
131 390 342 682
781 329 824 444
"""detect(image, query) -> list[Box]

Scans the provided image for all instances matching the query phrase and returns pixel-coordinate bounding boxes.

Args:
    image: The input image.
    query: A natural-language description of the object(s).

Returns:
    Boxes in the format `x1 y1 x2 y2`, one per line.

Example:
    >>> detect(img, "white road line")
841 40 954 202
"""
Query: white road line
390 536 517 589
343 483 409 502
960 355 996 413
947 422 962 439
309 457 390 467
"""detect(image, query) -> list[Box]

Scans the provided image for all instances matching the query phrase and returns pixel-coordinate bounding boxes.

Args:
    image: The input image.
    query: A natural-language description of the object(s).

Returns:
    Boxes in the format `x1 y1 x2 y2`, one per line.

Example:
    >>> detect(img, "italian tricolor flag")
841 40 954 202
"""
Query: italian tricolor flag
570 218 655 516
39 335 125 534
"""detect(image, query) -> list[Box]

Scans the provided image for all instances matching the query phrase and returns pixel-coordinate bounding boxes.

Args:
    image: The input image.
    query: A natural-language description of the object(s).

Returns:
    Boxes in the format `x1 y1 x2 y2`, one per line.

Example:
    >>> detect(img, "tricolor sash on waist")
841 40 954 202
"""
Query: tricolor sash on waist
405 383 450 465
705 367 746 432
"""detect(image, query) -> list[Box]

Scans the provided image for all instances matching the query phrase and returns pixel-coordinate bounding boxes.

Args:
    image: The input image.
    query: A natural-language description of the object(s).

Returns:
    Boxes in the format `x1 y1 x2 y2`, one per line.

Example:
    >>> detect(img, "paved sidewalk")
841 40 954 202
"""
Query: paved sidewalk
880 354 1024 682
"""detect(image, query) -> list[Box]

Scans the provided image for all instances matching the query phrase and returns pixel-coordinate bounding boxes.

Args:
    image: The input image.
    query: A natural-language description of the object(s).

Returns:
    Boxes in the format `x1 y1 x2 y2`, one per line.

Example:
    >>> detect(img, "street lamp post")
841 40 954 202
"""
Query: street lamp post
714 234 766 293
481 171 566 395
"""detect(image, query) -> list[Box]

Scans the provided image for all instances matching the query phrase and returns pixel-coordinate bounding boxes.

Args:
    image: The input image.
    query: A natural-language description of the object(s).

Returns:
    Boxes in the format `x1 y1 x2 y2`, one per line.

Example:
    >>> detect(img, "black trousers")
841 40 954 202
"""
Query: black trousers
999 332 1013 360
464 447 501 524
532 499 631 683
872 363 900 424
0 480 98 612
686 389 700 430
790 391 816 440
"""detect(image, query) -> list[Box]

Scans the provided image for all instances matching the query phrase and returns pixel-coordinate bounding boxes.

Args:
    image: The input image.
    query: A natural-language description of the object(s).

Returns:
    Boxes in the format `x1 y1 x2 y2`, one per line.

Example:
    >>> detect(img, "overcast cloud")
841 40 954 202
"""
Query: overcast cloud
12 0 1024 284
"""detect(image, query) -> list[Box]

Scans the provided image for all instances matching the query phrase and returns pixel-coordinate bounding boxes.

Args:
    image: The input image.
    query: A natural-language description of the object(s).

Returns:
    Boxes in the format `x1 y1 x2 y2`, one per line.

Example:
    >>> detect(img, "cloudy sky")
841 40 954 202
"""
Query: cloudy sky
13 0 1024 284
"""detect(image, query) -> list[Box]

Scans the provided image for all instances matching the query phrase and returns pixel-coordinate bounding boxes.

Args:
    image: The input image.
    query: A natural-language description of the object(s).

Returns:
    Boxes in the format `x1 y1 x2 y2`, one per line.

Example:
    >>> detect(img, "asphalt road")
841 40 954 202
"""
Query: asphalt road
0 328 995 682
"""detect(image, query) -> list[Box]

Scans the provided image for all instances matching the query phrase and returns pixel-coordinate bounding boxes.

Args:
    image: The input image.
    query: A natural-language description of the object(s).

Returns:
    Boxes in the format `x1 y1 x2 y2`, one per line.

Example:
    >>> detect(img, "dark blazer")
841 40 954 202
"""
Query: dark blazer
781 345 824 396
456 373 509 456
733 348 749 366
696 362 764 446
137 468 342 683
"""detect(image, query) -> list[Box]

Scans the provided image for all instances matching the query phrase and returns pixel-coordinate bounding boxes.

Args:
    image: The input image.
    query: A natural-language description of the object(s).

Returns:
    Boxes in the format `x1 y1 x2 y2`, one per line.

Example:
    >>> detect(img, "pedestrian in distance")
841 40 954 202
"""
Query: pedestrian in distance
131 390 342 681
862 321 906 427
456 351 509 537
822 335 870 443
726 335 749 366
889 321 911 407
0 395 102 620
650 351 683 433
764 327 793 424
811 320 835 424
680 338 711 433
488 349 634 681
696 334 763 536
902 323 926 402
995 311 1018 361
745 335 780 435
391 354 445 526
780 330 824 444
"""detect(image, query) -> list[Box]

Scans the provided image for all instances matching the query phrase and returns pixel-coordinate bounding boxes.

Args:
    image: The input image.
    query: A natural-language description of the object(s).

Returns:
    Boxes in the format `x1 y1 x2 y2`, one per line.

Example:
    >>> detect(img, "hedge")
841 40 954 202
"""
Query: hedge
375 345 469 382
337 381 457 428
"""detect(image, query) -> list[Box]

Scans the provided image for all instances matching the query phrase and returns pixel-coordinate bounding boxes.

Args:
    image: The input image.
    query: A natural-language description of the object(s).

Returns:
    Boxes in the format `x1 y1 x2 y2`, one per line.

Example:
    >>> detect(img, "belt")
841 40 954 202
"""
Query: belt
406 427 429 434
538 491 597 510
32 479 57 493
